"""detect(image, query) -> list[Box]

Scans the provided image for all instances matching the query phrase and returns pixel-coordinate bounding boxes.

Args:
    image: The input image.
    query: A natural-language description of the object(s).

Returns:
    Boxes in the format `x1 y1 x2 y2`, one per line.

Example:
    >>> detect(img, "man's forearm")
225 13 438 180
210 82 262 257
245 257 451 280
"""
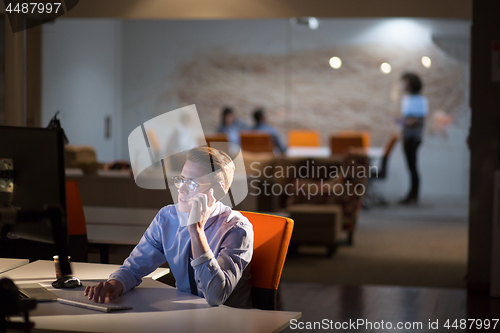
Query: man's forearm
189 228 211 259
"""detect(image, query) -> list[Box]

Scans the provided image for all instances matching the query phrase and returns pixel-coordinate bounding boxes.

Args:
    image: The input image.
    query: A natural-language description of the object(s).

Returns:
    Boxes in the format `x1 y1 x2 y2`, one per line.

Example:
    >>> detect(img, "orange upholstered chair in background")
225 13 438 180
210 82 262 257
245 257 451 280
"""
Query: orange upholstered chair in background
330 131 370 155
337 130 370 148
66 179 88 262
204 133 228 145
329 135 365 155
240 132 274 154
288 130 321 147
239 211 294 310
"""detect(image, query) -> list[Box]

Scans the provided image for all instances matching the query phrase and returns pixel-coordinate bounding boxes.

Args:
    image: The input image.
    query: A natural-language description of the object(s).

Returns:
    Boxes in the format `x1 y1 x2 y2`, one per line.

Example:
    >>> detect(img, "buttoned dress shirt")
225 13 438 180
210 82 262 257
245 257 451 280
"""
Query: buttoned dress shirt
109 202 254 308
401 94 429 139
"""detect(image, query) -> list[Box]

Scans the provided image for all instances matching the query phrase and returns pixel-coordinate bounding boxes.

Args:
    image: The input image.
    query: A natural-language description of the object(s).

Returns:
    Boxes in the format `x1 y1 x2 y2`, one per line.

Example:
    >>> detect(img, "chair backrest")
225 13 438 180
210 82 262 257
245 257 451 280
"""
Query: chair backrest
329 135 365 155
240 132 274 153
204 133 228 145
337 130 370 148
378 134 399 179
288 130 321 147
239 211 294 309
66 179 88 262
383 134 398 159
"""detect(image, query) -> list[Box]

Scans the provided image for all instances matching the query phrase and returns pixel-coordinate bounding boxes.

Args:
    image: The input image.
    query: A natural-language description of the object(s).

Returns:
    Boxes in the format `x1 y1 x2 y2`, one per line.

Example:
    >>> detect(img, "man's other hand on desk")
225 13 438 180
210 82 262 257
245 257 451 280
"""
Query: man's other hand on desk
84 279 123 303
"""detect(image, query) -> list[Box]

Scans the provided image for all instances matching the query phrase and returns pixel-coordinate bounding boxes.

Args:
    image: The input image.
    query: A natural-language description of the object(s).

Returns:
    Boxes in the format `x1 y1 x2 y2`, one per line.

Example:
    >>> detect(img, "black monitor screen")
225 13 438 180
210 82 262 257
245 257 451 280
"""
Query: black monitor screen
0 126 68 266
0 126 66 212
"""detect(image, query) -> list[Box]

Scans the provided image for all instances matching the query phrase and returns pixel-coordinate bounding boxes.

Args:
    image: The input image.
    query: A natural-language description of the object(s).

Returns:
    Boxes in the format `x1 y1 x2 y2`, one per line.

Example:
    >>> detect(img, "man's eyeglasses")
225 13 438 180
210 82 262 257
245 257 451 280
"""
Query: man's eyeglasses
172 176 212 192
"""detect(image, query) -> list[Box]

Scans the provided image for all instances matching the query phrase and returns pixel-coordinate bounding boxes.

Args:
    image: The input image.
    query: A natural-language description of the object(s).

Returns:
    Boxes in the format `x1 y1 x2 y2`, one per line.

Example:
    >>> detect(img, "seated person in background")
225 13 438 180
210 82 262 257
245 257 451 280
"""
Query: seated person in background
252 108 286 154
84 147 254 308
216 106 248 145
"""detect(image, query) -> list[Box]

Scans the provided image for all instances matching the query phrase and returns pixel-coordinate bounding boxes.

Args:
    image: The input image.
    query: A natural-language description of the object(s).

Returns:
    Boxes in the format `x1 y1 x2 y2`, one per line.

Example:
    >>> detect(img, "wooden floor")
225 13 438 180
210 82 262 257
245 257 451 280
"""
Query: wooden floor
278 282 500 332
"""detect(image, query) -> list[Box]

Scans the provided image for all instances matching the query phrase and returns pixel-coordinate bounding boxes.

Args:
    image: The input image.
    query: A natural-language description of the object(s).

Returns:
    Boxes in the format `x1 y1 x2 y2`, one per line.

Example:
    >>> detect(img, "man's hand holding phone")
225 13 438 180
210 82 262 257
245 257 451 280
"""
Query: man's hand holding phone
187 187 220 258
187 188 217 231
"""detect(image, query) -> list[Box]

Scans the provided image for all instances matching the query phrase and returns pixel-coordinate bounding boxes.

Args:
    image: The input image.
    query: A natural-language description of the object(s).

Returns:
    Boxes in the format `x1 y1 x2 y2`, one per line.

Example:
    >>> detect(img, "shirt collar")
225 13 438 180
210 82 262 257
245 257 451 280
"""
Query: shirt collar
176 201 222 229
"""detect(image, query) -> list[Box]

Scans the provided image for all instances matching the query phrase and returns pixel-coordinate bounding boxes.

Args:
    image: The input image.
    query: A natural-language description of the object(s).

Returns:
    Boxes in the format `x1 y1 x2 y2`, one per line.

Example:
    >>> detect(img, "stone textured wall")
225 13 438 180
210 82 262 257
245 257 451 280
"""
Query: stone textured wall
175 43 467 146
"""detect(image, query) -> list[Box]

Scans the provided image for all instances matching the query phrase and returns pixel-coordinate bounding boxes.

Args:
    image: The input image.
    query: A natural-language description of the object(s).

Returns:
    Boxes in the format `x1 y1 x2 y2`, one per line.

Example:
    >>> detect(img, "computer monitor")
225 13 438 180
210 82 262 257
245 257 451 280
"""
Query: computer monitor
0 126 72 277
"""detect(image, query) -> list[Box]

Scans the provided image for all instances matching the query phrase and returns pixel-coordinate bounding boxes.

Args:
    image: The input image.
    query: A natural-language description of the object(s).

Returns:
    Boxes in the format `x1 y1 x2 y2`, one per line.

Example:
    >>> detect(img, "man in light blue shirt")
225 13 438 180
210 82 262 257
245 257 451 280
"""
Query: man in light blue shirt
85 147 254 308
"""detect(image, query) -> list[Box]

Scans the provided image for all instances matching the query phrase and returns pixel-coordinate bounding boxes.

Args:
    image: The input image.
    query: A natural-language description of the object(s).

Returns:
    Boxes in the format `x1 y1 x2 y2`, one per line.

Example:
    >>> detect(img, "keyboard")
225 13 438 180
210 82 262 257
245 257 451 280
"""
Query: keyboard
57 297 133 313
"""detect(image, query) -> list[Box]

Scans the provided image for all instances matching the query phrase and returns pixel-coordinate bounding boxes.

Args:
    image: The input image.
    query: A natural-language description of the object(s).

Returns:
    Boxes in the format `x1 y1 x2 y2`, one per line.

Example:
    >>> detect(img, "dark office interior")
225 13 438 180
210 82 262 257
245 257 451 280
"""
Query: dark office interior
2 0 500 332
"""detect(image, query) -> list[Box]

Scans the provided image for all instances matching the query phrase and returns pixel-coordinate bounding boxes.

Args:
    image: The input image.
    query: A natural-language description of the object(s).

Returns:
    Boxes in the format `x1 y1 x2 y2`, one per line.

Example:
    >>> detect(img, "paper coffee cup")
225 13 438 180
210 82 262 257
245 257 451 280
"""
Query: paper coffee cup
53 255 71 278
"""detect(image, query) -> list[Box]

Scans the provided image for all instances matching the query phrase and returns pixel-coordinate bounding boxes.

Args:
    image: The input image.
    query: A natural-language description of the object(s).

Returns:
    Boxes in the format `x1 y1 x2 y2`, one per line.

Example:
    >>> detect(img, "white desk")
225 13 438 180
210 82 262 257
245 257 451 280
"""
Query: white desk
287 146 384 159
3 261 300 333
0 260 169 282
0 258 29 273
286 146 331 158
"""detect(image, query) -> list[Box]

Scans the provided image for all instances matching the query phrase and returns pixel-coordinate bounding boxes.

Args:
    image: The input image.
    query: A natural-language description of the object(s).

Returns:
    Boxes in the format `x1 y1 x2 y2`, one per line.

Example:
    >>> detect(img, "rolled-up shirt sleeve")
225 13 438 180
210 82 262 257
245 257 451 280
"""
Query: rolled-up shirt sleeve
109 211 166 293
191 223 253 306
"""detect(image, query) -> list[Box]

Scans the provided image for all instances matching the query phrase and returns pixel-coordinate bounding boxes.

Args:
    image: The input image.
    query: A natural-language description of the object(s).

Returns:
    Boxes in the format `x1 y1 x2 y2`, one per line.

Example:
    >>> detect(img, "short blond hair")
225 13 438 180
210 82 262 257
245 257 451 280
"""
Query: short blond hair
187 146 235 192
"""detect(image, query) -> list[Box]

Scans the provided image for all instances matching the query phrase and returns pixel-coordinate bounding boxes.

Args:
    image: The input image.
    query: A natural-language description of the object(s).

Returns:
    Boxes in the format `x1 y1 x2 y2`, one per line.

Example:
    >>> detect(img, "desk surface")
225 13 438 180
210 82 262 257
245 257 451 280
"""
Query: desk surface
4 261 300 333
286 146 383 159
0 260 168 281
0 258 29 273
286 146 331 158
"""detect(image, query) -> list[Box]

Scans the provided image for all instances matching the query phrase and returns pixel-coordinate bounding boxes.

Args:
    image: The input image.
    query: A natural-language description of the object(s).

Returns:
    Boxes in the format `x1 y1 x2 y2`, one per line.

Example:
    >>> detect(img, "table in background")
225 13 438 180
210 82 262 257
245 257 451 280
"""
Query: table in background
286 146 384 159
286 146 331 158
83 206 158 263
3 261 300 333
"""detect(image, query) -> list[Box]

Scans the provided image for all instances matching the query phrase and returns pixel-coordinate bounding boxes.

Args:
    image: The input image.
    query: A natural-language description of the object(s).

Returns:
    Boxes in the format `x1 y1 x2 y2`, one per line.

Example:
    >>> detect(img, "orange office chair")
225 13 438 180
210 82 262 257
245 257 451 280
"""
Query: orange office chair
329 135 365 155
66 179 88 262
239 211 294 310
240 132 274 154
337 130 371 148
288 130 321 147
204 133 228 145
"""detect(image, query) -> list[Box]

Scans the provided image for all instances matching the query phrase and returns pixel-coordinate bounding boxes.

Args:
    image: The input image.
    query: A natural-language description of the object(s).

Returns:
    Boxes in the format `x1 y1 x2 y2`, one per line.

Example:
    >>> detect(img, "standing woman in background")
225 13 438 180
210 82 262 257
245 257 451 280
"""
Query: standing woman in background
398 72 428 205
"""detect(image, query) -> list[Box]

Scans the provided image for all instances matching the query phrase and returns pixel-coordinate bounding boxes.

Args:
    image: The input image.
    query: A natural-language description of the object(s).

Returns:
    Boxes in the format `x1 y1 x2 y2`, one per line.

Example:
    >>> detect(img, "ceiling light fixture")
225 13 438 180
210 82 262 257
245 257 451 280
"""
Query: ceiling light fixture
421 56 432 68
329 57 342 69
381 62 392 74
